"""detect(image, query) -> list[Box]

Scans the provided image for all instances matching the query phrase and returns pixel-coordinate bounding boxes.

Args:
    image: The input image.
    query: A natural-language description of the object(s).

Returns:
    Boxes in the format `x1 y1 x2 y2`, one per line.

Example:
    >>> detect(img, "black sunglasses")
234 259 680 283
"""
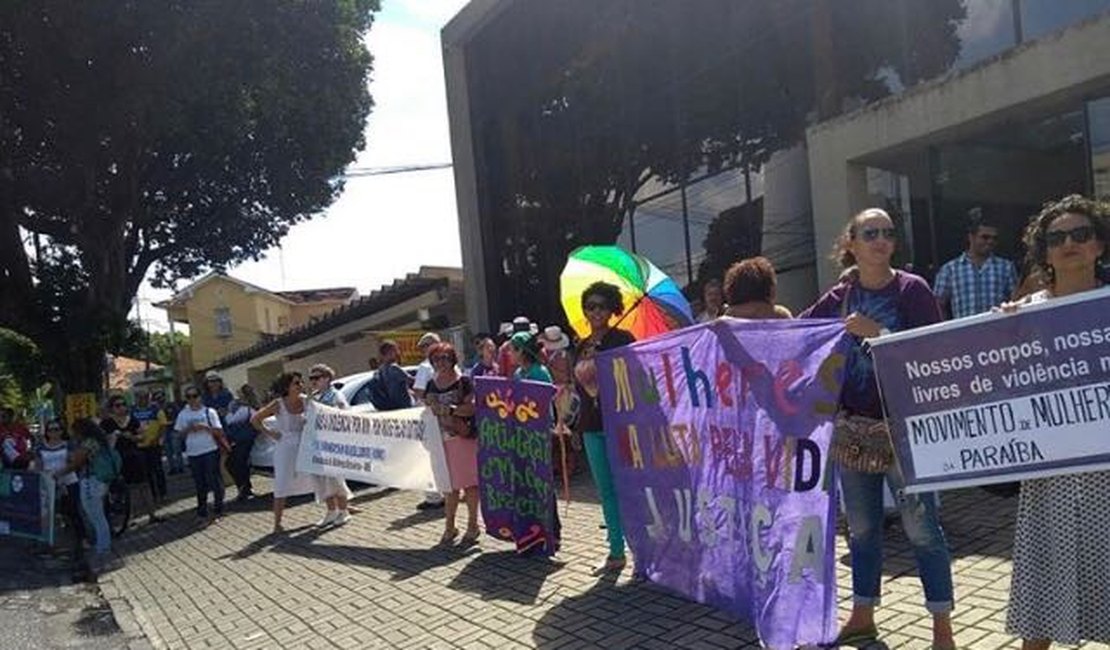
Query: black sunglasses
1046 225 1095 248
583 301 610 312
185 393 200 399
857 227 897 242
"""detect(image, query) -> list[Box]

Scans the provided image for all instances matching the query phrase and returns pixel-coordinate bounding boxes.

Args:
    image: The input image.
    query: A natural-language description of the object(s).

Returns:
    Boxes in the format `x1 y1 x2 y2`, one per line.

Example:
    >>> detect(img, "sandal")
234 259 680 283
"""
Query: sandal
461 527 481 543
438 528 459 545
822 625 879 648
590 556 626 576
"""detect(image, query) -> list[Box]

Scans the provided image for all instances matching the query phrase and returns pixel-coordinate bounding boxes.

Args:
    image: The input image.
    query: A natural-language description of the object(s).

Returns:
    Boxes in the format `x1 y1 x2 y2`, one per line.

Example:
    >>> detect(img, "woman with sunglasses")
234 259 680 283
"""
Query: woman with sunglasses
1000 196 1110 649
423 343 480 545
101 396 161 526
251 372 315 533
801 208 955 649
307 364 353 527
37 418 80 551
173 386 227 524
573 281 636 574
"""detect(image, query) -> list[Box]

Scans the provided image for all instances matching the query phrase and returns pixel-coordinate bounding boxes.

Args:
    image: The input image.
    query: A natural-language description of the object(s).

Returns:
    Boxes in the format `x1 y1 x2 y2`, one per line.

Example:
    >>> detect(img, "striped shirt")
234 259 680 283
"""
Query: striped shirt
934 253 1016 319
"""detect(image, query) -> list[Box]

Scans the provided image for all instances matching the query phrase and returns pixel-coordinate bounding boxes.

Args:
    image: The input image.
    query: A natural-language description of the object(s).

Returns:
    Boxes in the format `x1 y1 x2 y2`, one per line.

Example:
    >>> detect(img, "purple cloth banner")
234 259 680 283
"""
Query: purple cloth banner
871 287 1110 492
475 377 558 556
597 319 849 648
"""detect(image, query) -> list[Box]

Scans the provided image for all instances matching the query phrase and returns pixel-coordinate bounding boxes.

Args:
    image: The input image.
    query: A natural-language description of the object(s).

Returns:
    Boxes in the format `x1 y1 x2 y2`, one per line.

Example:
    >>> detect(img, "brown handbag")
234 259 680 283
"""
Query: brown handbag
828 278 894 474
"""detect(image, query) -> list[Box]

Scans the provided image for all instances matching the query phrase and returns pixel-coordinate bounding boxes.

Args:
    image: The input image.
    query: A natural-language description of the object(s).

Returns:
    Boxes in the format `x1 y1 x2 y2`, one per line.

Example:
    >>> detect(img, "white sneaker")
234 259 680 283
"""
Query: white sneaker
316 510 339 527
333 511 351 526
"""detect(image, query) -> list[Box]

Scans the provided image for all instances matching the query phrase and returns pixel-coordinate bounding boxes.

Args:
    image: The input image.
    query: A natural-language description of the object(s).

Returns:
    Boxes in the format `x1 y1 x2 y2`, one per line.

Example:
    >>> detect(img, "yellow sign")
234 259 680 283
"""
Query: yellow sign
372 331 428 365
64 393 98 427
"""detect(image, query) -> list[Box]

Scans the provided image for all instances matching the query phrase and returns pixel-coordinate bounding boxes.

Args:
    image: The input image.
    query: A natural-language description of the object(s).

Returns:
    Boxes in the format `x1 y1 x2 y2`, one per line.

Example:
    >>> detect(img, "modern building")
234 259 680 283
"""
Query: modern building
444 0 1110 330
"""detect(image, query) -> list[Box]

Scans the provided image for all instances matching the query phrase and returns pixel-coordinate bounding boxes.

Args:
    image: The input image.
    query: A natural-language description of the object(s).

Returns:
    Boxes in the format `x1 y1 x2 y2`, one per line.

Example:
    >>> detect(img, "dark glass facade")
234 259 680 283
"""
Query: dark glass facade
457 0 1110 327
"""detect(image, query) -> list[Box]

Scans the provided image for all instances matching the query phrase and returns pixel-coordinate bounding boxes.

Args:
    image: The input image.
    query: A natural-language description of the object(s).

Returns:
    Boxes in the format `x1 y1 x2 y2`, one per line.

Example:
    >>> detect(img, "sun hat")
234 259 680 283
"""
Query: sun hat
540 325 570 352
511 316 531 333
417 332 441 348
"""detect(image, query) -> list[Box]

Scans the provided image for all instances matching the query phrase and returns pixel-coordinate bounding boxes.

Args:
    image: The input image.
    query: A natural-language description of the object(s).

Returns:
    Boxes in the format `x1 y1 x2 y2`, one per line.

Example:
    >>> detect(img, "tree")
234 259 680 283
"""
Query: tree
0 0 379 393
110 326 188 369
0 327 45 413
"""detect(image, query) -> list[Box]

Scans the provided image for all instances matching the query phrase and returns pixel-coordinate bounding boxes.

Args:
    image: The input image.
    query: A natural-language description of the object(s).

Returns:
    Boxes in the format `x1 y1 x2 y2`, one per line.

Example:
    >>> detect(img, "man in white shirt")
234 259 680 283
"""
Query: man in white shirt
173 387 226 521
412 332 445 510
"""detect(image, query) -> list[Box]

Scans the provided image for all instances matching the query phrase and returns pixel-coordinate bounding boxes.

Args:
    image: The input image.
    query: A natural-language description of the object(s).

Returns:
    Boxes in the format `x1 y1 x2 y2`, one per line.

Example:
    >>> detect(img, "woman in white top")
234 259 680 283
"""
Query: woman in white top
307 364 354 527
173 387 226 522
251 372 314 533
37 419 79 547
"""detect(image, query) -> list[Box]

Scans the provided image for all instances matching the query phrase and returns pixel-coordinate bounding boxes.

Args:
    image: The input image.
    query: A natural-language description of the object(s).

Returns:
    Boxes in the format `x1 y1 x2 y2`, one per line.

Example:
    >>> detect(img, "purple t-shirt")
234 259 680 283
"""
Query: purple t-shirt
801 271 940 418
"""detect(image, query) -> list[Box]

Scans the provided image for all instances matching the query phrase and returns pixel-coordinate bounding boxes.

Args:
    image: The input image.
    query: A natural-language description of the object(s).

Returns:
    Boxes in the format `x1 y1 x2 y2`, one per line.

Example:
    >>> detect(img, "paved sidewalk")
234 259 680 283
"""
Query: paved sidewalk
99 473 1108 649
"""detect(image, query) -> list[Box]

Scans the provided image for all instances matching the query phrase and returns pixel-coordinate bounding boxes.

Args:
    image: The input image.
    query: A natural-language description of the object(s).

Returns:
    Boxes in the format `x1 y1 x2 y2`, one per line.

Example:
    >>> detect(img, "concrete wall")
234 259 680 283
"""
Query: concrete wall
806 14 1110 289
761 144 818 309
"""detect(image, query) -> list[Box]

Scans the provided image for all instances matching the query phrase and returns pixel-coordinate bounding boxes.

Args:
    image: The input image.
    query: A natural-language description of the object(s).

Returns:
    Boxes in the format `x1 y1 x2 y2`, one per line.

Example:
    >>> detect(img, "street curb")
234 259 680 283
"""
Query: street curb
99 572 159 650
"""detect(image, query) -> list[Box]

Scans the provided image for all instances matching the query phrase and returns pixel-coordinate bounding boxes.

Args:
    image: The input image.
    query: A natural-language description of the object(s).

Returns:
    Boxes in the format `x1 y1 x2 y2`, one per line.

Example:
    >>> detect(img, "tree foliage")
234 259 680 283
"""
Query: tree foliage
467 0 964 324
0 0 379 392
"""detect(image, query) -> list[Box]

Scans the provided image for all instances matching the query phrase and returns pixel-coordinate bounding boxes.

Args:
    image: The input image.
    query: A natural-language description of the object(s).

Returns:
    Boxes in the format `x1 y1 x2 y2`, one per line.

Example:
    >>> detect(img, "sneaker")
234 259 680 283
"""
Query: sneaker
416 500 445 511
316 510 339 527
333 511 351 526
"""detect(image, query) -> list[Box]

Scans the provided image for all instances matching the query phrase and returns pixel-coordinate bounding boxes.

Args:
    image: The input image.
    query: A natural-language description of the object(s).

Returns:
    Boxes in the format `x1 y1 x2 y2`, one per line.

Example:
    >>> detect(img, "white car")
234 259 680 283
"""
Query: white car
249 368 415 468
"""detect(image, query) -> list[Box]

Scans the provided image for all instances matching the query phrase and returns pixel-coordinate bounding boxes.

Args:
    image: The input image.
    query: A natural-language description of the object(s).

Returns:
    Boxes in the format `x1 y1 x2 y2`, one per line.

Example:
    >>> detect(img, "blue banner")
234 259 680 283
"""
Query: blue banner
0 471 55 545
871 287 1110 492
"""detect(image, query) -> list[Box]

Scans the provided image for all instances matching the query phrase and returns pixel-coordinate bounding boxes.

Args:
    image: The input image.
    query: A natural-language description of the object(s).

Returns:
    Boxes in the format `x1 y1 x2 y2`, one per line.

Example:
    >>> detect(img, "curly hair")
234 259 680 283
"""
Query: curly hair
581 281 625 316
1022 194 1109 284
724 256 777 305
830 208 892 269
271 371 303 398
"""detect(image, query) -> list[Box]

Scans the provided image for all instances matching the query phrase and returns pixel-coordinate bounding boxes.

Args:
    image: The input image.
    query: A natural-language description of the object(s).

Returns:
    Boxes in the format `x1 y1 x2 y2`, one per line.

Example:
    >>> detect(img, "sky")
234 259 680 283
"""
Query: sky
135 0 471 332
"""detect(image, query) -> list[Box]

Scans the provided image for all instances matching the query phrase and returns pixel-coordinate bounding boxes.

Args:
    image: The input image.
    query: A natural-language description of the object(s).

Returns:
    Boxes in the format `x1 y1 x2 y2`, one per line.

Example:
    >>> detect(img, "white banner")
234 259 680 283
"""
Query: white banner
296 403 451 492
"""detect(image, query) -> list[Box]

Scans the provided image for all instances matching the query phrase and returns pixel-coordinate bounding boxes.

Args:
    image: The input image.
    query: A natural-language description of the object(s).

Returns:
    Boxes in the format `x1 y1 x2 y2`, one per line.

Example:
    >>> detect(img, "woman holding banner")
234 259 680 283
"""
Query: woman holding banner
308 364 353 528
802 208 956 650
252 372 315 533
573 281 636 575
1002 195 1110 649
424 343 481 545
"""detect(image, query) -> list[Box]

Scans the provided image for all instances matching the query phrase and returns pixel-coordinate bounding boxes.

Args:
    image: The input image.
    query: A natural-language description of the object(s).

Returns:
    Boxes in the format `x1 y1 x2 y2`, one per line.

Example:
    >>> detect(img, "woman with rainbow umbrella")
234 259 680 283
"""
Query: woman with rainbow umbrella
560 245 693 574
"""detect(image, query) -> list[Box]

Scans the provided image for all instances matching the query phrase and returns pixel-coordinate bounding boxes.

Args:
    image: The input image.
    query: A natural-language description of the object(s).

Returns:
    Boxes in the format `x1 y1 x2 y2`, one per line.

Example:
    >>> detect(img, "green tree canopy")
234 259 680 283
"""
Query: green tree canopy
0 0 379 392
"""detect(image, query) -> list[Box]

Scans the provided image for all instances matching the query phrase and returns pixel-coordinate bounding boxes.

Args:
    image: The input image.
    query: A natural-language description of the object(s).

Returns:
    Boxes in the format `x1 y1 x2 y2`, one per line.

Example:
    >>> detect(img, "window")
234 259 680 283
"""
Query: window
214 307 232 338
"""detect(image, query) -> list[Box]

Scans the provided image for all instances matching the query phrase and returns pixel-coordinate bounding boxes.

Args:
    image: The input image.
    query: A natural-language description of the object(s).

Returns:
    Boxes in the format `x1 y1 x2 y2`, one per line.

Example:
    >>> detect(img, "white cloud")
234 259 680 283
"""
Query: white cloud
137 0 471 331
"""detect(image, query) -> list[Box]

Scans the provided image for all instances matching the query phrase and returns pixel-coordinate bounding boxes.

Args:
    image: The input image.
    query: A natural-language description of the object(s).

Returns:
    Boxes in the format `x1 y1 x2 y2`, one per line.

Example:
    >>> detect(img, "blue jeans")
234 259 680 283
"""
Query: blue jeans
840 464 954 613
78 477 110 555
583 432 625 559
166 430 184 473
187 450 224 517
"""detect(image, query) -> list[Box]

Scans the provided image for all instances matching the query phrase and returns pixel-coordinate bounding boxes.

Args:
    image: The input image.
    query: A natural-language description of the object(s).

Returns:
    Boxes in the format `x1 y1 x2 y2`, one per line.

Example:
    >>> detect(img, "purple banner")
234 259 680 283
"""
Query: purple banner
475 377 558 556
597 319 849 648
871 287 1110 492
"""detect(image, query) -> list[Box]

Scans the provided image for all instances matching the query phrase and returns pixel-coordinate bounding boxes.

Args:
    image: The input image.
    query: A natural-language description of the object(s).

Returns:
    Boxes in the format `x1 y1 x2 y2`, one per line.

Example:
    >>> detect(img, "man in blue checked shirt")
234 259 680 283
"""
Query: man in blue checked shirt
933 212 1017 320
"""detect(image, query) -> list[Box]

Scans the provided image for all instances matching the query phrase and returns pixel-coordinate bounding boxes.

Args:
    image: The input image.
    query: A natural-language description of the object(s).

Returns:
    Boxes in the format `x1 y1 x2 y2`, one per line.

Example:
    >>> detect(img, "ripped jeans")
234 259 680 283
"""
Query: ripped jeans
840 464 954 613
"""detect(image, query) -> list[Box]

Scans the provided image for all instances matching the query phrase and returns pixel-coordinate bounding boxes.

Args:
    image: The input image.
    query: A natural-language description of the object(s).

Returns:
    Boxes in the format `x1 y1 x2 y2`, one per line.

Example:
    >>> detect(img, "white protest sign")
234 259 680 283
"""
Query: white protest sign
296 402 451 492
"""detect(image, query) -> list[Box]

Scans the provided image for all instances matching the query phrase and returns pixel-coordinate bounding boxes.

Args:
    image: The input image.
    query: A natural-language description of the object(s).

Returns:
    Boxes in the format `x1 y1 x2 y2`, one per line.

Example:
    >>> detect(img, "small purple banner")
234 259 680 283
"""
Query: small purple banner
597 319 850 648
475 377 558 556
871 287 1110 492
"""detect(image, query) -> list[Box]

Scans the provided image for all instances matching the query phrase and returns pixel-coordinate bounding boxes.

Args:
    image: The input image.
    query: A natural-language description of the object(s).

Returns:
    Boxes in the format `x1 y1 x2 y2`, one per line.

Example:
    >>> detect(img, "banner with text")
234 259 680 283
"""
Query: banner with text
871 287 1110 493
597 319 850 649
297 403 452 492
475 377 558 556
0 471 55 545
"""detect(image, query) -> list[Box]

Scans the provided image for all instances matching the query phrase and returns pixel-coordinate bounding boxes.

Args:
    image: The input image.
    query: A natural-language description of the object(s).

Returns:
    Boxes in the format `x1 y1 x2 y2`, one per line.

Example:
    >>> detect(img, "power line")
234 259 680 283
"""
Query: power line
342 163 452 177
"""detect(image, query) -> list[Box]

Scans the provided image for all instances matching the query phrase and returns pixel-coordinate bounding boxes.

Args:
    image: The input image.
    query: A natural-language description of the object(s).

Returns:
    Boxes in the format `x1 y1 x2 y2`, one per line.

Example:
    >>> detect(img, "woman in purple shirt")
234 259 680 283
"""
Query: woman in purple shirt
802 208 955 650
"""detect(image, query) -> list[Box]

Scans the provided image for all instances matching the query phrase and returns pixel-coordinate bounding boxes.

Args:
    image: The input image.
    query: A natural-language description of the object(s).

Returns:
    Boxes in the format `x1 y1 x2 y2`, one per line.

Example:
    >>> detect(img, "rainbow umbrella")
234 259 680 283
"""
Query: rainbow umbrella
560 245 695 341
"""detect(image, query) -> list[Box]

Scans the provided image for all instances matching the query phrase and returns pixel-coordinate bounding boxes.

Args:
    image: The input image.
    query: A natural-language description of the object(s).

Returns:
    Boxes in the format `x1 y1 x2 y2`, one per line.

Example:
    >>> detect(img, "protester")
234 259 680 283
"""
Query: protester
308 364 353 527
160 390 186 475
56 418 119 572
202 371 234 421
132 390 169 505
722 256 793 319
467 335 499 378
224 385 260 502
497 317 532 378
411 332 446 511
510 332 553 383
251 372 314 533
422 342 480 545
0 406 32 470
173 386 226 524
37 418 79 550
800 208 955 649
544 325 581 477
101 395 161 526
696 277 725 322
368 340 414 411
573 281 636 574
1000 195 1110 648
933 211 1017 319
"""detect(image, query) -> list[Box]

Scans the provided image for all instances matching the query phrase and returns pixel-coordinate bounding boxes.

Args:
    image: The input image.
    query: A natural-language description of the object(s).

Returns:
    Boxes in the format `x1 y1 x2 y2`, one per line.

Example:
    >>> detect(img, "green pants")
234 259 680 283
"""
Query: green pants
583 431 625 559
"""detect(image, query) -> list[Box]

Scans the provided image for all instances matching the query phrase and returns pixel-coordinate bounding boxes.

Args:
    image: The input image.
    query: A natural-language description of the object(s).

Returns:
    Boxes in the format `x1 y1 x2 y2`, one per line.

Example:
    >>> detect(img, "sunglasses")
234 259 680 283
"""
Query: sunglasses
185 393 200 399
857 227 897 242
308 375 325 381
583 301 610 312
431 354 452 362
1046 225 1095 248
